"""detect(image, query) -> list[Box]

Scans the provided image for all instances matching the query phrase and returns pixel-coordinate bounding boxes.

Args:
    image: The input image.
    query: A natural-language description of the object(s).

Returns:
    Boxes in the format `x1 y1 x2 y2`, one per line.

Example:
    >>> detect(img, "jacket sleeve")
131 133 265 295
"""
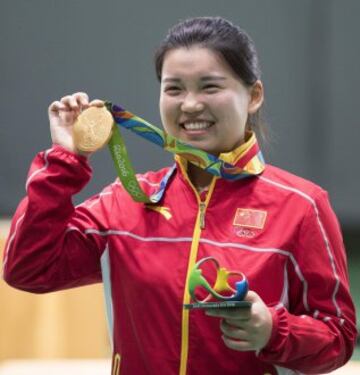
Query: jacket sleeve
258 190 357 374
2 145 110 293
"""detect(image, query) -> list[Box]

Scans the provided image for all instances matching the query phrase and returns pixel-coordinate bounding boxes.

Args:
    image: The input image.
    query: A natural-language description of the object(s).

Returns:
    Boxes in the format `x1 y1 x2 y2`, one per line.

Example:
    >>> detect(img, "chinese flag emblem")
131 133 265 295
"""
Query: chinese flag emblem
233 208 267 229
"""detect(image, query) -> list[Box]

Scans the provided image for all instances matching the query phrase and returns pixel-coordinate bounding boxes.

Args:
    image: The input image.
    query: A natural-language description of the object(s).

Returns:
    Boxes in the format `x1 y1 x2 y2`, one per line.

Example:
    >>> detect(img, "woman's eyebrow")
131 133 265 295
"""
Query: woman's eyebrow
162 77 181 83
201 76 227 81
162 76 227 83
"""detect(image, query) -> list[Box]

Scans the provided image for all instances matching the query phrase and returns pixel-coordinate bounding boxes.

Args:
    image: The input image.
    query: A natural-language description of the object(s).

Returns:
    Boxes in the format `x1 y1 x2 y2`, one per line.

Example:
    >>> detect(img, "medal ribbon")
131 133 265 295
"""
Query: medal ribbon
105 102 265 203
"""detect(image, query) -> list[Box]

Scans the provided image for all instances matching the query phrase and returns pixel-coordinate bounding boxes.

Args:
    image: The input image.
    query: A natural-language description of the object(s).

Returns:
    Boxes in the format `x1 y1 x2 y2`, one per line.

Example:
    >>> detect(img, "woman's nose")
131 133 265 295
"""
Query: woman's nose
180 93 204 113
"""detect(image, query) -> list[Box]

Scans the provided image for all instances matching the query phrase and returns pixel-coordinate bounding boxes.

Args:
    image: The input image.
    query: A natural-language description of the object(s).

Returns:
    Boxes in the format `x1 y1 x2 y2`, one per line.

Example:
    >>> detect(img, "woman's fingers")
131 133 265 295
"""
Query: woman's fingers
220 319 249 339
222 335 254 352
89 99 105 107
75 92 90 110
220 320 256 351
61 94 81 112
49 94 103 116
57 92 89 112
48 100 68 114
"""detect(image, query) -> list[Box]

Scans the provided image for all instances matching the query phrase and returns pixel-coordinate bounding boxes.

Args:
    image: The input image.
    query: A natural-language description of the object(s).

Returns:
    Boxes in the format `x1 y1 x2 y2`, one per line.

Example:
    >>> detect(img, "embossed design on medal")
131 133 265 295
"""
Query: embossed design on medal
73 106 114 152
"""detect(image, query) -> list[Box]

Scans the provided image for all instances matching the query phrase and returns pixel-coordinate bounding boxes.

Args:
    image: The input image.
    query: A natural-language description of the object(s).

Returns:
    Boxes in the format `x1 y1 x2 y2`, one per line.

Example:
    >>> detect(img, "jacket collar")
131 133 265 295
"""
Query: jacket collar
175 131 265 180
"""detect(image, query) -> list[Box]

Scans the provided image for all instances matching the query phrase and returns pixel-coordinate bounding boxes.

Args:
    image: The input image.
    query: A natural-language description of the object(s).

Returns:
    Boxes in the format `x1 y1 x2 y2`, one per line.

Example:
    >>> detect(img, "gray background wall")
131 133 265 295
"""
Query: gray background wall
1 0 359 227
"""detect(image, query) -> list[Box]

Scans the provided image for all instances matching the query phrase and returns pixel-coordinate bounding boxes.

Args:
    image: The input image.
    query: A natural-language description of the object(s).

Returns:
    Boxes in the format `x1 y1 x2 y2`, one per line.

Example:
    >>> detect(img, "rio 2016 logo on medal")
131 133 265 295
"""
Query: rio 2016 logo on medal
184 257 251 310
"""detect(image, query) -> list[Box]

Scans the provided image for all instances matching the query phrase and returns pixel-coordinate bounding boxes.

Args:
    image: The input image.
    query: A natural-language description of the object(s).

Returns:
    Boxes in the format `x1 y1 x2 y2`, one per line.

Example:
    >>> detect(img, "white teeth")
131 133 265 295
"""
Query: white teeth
183 122 212 130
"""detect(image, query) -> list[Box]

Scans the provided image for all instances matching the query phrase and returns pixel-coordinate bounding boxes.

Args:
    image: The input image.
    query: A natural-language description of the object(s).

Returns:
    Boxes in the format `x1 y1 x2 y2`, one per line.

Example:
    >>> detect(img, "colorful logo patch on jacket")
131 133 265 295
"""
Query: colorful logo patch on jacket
233 208 267 229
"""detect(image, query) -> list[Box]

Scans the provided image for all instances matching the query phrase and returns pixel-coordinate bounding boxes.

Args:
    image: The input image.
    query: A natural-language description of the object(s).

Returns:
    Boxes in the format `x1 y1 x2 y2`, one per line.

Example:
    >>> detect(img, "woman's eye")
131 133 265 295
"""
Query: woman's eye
203 84 220 92
164 86 181 95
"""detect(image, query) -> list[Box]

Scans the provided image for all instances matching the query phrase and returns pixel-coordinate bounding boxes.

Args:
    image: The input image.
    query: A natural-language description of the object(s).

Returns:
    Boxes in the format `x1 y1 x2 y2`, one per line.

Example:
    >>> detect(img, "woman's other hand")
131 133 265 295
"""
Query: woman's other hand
205 290 273 352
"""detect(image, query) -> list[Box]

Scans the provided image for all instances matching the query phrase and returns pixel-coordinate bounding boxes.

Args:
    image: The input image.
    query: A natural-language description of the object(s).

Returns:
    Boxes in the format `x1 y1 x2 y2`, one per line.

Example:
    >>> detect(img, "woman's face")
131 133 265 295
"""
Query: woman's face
159 46 263 155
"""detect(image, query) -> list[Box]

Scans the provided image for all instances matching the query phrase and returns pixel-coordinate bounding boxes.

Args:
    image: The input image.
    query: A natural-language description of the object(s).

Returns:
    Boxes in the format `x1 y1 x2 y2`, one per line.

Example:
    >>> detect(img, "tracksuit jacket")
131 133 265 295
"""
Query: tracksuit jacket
3 140 357 375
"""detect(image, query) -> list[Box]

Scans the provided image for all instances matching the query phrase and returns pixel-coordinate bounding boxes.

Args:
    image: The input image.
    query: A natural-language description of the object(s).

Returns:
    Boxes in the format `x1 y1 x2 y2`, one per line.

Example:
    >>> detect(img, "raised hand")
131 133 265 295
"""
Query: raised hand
48 92 104 156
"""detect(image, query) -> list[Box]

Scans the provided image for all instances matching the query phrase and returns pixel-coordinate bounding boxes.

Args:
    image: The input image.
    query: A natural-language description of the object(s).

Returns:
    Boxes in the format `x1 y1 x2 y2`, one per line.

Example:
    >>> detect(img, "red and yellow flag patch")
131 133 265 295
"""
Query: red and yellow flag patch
233 208 267 229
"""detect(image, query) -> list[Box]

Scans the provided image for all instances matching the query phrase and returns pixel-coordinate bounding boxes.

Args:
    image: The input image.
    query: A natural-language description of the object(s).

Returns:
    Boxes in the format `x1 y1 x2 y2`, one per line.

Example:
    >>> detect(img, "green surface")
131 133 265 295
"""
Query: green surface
352 346 360 361
345 230 360 360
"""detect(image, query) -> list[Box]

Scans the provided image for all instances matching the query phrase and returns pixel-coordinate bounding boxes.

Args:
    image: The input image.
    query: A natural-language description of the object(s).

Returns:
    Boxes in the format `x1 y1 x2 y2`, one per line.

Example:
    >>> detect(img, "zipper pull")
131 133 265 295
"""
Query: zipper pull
199 202 206 229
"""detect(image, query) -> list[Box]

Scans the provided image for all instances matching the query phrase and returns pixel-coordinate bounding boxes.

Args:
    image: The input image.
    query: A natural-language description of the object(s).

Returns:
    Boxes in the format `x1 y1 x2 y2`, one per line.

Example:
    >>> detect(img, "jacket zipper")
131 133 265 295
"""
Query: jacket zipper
179 174 217 375
199 202 206 229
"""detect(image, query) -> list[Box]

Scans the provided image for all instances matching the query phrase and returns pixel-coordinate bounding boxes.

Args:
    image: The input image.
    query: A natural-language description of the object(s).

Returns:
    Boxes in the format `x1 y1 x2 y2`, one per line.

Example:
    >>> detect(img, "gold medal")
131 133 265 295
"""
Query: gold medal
73 106 114 152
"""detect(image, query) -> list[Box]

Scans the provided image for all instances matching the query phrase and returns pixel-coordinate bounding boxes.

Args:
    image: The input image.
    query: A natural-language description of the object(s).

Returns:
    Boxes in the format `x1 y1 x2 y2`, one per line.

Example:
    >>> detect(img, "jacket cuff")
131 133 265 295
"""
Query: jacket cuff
258 305 289 361
51 144 89 162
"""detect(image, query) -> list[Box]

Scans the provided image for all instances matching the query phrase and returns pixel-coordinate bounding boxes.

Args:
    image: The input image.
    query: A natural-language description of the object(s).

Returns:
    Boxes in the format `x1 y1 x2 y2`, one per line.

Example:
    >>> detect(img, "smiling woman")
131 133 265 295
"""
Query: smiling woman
2 16 357 375
155 17 265 148
156 17 265 190
159 47 263 155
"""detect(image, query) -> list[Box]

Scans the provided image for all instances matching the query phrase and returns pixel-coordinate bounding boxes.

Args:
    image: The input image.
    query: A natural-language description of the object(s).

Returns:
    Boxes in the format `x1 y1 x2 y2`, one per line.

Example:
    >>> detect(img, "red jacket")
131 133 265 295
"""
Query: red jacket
3 144 357 375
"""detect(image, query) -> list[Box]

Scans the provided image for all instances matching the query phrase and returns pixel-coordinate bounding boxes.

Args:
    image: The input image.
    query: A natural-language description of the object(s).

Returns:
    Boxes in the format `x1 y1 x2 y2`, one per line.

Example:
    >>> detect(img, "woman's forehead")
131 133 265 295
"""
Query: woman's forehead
161 47 234 80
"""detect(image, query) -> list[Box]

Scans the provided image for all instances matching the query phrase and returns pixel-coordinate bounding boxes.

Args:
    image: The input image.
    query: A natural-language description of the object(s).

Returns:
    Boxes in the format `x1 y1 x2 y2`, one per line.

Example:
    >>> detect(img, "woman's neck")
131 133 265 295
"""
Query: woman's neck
187 163 213 192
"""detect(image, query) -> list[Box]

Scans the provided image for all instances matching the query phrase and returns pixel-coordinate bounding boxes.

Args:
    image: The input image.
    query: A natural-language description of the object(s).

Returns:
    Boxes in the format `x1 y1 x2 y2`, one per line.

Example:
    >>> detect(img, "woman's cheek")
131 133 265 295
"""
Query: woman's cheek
160 97 174 122
207 92 231 111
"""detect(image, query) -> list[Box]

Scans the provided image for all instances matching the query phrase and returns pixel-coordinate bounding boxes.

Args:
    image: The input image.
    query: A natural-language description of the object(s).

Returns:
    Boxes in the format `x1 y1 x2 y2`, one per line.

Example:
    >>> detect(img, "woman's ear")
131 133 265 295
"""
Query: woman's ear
248 80 264 114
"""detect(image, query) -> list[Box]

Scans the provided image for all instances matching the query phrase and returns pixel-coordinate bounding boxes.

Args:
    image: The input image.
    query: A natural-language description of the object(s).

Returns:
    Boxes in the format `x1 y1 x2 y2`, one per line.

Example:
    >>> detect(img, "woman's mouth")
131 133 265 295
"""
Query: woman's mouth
180 121 214 134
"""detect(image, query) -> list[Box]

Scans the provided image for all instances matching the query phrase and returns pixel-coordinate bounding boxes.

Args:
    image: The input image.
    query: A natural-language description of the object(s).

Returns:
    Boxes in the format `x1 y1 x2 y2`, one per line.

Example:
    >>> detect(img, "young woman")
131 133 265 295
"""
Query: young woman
3 17 357 375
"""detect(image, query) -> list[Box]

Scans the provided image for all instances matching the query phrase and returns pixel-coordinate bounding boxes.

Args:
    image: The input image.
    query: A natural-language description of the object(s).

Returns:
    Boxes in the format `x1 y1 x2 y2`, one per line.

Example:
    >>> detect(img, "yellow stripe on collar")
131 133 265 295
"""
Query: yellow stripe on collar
175 131 257 171
218 131 256 164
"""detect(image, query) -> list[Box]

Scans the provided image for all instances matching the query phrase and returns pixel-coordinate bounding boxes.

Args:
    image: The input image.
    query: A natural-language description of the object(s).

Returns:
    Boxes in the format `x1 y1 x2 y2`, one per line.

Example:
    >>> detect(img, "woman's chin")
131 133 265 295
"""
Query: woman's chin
181 139 212 151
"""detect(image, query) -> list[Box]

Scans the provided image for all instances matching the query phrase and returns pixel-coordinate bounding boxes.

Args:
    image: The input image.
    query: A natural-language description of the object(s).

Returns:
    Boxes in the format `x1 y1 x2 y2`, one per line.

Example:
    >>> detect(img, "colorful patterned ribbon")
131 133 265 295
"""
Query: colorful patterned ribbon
105 102 265 203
